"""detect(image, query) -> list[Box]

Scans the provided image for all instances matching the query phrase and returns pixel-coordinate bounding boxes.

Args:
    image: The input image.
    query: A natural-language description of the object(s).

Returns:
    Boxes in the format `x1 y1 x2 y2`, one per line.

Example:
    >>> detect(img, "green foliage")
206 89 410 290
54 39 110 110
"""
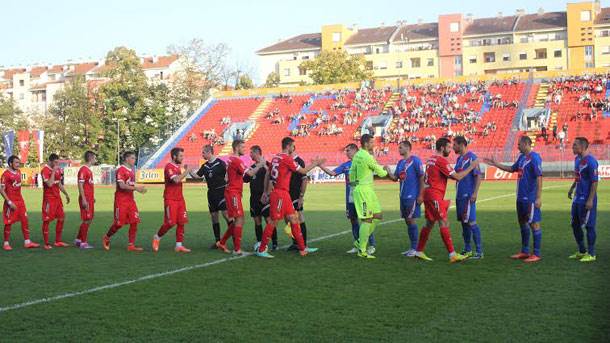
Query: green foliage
236 74 254 90
45 75 100 160
264 72 280 88
300 50 372 85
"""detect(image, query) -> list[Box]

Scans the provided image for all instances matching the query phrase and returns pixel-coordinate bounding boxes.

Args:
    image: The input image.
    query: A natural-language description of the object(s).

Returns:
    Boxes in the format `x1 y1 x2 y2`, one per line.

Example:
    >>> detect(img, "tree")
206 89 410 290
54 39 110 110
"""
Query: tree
96 46 158 163
44 75 100 159
264 72 280 88
236 74 254 90
167 38 231 103
300 50 372 85
0 95 29 163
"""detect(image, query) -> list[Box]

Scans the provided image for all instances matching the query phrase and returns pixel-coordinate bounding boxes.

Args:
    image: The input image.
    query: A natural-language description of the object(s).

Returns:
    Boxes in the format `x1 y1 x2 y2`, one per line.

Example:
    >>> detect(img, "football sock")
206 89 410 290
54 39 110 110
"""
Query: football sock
79 222 90 243
42 221 50 245
21 219 30 241
176 224 185 243
220 223 234 245
416 226 431 252
157 224 172 238
128 224 138 245
259 223 275 252
532 228 542 257
271 228 278 246
254 224 263 242
407 223 418 250
212 222 221 242
520 223 530 254
358 222 372 253
461 222 472 252
55 219 64 243
3 225 10 242
571 222 586 253
232 226 242 251
290 223 305 250
351 221 359 241
472 224 483 254
300 222 307 244
440 226 455 254
586 226 596 256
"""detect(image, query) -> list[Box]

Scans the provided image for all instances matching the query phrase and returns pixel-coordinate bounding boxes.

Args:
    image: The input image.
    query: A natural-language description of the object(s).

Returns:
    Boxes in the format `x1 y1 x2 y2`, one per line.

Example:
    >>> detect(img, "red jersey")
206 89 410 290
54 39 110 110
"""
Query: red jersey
163 162 184 201
115 165 136 202
423 155 455 201
41 165 62 199
78 165 95 199
270 153 300 192
1 169 23 201
226 156 246 193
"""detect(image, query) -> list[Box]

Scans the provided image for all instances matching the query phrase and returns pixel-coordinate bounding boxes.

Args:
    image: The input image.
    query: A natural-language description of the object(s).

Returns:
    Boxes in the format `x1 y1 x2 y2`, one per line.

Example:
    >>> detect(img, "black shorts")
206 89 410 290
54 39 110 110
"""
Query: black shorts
207 189 227 212
250 193 270 218
289 192 304 212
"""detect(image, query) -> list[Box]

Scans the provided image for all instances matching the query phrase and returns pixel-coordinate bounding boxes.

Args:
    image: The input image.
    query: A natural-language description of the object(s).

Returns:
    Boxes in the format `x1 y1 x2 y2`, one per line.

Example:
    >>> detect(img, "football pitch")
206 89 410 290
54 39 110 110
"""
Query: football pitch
0 180 608 342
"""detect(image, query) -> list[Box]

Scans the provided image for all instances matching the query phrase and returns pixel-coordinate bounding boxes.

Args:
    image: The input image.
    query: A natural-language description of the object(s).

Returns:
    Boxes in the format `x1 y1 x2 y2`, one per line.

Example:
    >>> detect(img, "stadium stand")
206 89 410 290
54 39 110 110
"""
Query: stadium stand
143 73 610 168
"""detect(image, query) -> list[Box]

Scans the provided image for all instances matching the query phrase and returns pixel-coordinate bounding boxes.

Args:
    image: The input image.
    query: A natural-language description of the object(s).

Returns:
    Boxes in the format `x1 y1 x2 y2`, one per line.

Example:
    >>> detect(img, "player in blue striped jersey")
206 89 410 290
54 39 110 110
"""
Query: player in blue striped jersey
568 137 599 263
452 136 483 259
387 141 424 257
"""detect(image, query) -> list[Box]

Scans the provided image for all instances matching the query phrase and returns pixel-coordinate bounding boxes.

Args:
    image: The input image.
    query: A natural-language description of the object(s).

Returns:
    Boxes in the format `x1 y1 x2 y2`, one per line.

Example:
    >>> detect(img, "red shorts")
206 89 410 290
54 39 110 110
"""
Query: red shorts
225 191 244 218
163 199 188 226
113 199 140 226
269 190 295 221
3 200 28 225
42 197 64 221
424 199 450 222
79 196 95 221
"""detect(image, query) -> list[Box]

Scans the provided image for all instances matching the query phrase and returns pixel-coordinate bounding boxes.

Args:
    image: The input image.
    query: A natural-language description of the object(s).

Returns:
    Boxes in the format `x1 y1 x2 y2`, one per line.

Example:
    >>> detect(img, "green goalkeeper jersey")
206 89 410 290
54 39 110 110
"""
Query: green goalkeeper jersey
349 149 387 187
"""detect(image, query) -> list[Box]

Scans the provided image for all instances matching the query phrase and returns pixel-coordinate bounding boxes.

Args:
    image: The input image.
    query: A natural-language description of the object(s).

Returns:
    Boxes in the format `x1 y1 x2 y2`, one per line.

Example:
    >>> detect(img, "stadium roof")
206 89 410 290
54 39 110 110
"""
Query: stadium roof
257 33 322 54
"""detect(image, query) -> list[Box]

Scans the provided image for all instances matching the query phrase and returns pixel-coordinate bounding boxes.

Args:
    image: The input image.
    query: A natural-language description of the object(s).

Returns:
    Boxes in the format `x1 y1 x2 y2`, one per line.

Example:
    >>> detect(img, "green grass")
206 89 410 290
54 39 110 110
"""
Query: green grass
0 180 608 342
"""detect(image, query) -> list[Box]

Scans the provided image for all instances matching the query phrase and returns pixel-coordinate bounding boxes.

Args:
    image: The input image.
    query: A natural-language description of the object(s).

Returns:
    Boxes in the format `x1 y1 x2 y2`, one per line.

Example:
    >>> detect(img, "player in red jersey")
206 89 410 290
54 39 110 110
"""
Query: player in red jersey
1 155 40 250
256 137 324 258
40 153 71 250
152 147 194 253
75 151 97 249
103 151 147 252
415 137 479 263
216 140 266 255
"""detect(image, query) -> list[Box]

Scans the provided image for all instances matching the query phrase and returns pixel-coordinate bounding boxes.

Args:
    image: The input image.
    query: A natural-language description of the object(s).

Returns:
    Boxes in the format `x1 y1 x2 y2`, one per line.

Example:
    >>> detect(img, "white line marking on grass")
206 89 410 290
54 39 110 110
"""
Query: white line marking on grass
0 185 565 314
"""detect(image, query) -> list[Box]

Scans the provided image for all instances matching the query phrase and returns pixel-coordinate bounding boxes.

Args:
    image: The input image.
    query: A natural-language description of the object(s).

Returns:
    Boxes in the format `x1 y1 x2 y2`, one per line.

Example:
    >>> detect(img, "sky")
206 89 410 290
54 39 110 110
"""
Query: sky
2 0 608 83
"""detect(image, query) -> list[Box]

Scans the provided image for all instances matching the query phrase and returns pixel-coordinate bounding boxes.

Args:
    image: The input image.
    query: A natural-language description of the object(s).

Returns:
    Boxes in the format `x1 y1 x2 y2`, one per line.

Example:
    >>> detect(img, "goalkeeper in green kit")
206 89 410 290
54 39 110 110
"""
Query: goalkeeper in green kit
349 134 391 259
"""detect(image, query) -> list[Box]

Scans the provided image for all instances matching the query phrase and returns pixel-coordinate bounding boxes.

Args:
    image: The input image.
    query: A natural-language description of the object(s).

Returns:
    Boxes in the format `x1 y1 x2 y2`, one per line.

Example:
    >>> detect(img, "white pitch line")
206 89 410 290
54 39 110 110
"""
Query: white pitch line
0 185 565 314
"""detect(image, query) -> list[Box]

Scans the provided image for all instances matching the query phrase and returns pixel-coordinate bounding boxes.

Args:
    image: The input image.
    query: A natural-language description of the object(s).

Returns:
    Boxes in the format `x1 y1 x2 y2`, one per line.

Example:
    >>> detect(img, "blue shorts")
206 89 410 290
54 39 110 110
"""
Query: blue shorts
346 202 357 219
516 201 541 224
400 199 421 219
571 201 597 228
456 198 476 223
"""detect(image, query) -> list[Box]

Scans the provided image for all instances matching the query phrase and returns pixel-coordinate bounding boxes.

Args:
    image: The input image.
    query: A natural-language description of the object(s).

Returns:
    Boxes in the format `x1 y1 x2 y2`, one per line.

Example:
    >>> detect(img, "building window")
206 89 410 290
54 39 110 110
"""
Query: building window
586 62 595 68
519 52 527 60
484 52 496 63
450 22 459 33
468 56 477 64
585 45 594 57
302 56 309 60
535 48 547 59
159 71 164 80
602 46 610 55
580 10 591 22
410 58 421 68
19 80 24 87
455 56 462 65
503 54 510 62
299 67 307 76
375 61 388 70
283 68 290 77
427 58 434 67
375 48 380 54
19 94 24 100
366 61 373 70
396 61 403 69
554 50 563 58
332 32 341 43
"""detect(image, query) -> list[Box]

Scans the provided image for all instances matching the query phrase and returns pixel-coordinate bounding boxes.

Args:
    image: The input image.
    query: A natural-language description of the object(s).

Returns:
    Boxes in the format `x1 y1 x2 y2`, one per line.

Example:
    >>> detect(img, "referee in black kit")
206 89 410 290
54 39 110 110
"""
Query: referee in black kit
190 144 233 248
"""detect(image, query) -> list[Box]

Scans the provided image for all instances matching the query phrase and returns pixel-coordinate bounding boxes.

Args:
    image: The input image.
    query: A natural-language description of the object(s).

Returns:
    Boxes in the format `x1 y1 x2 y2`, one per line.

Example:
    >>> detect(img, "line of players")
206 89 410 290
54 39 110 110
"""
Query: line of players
0 134 599 263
